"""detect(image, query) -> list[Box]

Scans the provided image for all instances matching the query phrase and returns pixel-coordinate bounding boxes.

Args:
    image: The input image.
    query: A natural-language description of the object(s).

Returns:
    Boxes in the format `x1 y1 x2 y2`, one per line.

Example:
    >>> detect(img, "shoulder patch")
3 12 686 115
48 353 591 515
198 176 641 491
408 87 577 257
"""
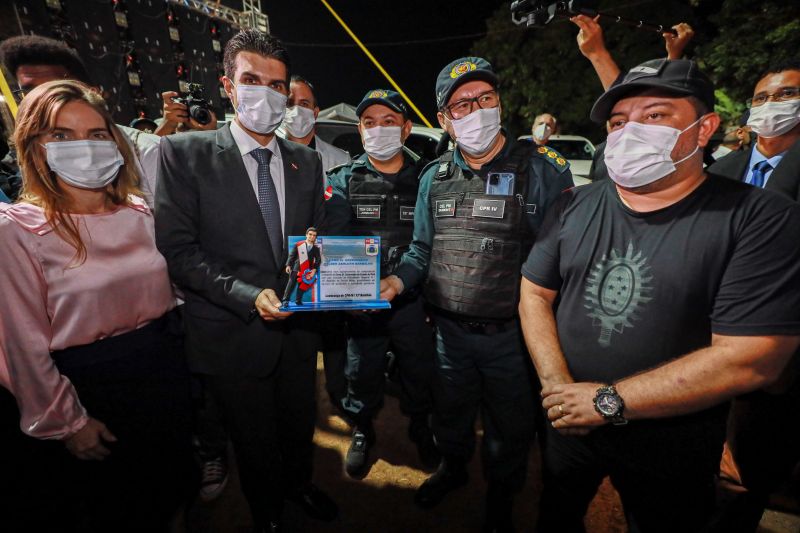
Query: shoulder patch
533 145 570 172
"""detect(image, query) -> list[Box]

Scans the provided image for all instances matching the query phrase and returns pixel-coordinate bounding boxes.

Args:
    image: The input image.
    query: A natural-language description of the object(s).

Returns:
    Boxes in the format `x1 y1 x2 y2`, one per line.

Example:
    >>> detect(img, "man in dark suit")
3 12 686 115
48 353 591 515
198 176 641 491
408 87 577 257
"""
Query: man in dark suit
283 227 321 306
155 30 336 531
706 59 800 532
708 60 800 201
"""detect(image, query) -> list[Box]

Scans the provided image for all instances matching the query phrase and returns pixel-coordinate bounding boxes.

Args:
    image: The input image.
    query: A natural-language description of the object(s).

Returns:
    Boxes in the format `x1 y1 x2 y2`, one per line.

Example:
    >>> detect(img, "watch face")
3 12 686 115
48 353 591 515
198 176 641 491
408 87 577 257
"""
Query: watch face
596 393 620 416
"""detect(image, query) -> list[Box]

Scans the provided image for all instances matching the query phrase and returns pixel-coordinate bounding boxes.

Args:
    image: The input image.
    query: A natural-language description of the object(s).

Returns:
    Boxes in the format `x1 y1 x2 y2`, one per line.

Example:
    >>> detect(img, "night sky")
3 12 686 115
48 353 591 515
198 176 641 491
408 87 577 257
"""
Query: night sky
239 0 510 124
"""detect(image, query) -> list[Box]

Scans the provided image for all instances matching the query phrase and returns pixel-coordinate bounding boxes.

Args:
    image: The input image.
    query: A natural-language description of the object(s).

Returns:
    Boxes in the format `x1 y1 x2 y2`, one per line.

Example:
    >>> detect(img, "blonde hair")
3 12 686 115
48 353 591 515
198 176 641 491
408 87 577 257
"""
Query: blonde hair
13 79 142 262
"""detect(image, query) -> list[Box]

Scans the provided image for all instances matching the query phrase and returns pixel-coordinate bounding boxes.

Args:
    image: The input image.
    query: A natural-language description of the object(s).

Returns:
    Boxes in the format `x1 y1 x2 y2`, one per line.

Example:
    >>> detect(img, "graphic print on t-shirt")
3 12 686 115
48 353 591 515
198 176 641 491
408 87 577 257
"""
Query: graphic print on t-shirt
584 242 653 347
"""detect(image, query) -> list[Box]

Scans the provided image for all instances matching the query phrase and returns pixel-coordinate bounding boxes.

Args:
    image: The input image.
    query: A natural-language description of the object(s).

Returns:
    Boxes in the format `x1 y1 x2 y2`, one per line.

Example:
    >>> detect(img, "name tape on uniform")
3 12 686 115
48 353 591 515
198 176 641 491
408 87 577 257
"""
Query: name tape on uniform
472 198 505 219
356 205 381 219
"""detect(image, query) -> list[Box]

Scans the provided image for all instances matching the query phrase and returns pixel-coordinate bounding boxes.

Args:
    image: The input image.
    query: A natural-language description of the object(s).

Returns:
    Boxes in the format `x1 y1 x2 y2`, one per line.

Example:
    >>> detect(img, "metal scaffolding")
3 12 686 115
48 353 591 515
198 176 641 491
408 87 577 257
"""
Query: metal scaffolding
166 0 269 32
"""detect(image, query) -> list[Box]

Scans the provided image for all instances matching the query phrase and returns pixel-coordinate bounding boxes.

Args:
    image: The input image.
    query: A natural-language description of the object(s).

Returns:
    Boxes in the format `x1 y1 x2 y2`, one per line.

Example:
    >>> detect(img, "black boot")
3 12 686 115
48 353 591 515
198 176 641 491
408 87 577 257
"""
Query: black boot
414 456 468 508
345 424 375 479
408 415 441 469
482 482 515 532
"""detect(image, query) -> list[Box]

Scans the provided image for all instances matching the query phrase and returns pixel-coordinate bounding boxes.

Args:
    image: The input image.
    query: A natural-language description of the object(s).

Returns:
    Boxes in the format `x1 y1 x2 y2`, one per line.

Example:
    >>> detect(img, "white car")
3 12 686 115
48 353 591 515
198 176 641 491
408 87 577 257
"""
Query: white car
519 134 597 186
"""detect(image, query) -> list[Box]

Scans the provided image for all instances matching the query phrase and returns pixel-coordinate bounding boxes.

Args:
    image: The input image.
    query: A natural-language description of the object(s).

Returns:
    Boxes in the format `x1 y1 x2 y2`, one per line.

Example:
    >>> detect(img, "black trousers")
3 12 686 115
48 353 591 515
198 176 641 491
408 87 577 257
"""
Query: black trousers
537 414 725 533
203 327 318 526
4 312 194 533
432 314 536 491
341 292 435 426
283 269 311 304
711 381 800 532
321 312 348 410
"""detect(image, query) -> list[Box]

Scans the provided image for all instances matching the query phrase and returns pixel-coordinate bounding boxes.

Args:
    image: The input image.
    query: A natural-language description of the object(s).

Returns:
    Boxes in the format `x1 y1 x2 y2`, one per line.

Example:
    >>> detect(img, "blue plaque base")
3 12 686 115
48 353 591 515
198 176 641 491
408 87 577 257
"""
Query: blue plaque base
280 300 391 312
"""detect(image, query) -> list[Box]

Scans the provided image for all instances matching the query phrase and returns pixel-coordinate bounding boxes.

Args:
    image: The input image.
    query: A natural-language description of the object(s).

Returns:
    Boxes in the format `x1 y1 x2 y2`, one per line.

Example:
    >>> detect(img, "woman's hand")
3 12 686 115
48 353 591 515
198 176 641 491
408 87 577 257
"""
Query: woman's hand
64 417 117 460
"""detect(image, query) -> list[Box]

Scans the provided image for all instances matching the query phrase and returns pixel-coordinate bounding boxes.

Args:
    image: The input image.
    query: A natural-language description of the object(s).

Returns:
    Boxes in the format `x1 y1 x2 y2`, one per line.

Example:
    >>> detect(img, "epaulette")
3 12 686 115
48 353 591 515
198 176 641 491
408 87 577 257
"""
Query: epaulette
325 161 354 176
532 144 570 173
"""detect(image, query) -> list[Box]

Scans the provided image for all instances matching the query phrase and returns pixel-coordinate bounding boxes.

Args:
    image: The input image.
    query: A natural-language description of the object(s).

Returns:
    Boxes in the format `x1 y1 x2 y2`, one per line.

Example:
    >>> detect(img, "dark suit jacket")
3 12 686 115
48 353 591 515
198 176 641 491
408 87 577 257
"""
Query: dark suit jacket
708 138 800 202
286 241 321 272
155 124 325 377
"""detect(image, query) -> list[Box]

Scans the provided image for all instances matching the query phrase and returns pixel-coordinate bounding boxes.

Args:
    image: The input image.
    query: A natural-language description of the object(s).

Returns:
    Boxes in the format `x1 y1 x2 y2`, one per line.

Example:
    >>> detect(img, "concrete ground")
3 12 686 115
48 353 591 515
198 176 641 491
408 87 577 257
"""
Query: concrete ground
183 354 799 533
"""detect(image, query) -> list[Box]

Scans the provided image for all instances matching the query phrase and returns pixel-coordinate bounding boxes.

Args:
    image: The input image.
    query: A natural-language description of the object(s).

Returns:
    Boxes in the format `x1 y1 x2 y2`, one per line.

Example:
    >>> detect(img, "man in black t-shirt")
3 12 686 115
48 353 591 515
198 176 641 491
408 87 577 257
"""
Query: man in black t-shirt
520 59 800 532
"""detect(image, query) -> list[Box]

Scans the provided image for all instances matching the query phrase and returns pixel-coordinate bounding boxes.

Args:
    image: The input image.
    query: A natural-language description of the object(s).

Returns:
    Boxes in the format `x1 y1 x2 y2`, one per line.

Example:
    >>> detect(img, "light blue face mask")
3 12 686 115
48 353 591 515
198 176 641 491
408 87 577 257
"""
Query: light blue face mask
232 82 287 134
44 140 124 189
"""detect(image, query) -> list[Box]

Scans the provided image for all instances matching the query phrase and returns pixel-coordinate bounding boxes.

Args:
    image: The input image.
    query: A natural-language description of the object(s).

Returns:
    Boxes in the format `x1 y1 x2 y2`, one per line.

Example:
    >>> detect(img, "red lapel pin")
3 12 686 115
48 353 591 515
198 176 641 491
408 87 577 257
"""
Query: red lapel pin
291 162 299 170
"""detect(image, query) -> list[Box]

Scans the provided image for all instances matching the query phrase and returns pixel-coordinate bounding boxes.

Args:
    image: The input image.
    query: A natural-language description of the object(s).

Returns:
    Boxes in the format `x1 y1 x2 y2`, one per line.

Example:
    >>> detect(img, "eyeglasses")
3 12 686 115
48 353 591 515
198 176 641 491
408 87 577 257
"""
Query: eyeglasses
443 90 499 120
749 87 800 107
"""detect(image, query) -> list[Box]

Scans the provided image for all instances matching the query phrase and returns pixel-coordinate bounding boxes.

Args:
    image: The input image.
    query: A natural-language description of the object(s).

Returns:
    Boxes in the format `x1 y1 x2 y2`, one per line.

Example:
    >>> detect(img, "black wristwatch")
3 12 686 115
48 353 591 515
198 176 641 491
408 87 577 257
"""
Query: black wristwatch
593 384 627 426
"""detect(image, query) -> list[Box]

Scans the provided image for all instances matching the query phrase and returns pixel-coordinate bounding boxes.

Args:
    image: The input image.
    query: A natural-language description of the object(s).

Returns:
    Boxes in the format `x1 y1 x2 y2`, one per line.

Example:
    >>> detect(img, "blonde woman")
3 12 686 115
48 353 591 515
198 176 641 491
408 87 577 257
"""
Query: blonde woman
0 80 192 532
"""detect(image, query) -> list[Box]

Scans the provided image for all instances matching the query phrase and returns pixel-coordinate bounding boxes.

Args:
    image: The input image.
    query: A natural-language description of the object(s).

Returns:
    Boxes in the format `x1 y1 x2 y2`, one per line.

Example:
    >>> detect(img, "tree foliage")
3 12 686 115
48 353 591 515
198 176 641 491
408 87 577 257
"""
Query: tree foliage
472 0 799 140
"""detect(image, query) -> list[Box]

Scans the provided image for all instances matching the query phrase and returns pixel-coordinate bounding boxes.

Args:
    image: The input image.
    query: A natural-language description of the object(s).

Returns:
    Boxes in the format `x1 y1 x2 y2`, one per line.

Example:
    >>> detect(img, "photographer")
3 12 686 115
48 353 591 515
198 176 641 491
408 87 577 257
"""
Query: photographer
154 87 218 136
0 35 162 207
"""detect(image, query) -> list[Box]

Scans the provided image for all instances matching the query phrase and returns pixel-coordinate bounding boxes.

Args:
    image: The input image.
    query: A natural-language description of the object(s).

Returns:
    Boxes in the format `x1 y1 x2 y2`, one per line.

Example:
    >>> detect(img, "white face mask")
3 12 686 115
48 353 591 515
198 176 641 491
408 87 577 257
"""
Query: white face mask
711 144 733 160
283 105 316 138
533 123 552 142
604 117 702 188
746 100 800 138
44 140 124 189
361 126 403 161
451 107 501 156
232 83 287 134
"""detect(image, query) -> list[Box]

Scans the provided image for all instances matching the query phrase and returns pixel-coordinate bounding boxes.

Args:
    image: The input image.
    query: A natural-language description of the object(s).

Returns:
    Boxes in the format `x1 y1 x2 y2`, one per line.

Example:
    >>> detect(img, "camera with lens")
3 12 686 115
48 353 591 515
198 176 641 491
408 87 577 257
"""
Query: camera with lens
174 83 214 126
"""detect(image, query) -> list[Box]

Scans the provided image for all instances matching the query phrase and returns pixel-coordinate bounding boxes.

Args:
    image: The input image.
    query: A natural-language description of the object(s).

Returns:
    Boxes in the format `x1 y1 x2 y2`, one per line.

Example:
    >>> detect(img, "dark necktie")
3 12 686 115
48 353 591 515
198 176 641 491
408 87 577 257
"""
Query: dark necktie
250 148 283 262
750 160 772 188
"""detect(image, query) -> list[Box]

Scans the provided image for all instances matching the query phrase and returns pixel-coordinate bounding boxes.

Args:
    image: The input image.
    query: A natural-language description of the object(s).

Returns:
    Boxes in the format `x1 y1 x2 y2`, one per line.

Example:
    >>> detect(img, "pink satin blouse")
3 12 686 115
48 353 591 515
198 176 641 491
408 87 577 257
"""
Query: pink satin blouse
0 197 175 440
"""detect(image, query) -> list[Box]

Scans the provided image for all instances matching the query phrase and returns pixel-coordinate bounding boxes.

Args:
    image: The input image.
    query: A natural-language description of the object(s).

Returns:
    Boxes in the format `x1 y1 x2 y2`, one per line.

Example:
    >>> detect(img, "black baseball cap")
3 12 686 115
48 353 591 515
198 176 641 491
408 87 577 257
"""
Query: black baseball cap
435 56 498 110
356 89 409 118
590 59 715 123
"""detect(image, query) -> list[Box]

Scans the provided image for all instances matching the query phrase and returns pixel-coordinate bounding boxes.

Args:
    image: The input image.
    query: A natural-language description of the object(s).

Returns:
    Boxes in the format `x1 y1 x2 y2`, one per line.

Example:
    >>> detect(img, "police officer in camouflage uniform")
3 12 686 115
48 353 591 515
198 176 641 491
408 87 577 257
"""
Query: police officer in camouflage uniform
325 90 439 479
380 58 573 532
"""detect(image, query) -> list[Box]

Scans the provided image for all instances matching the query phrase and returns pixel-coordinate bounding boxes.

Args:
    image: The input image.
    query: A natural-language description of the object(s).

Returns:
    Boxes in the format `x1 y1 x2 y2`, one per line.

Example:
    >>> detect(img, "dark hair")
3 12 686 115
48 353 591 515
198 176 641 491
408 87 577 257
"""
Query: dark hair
223 30 290 83
758 59 800 83
290 74 316 106
0 35 92 85
687 96 709 118
306 227 318 235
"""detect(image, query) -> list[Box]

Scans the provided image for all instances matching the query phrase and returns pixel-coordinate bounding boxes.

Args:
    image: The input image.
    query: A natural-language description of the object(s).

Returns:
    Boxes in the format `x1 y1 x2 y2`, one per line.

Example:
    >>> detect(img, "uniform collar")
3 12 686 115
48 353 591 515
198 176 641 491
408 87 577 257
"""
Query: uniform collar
352 151 416 175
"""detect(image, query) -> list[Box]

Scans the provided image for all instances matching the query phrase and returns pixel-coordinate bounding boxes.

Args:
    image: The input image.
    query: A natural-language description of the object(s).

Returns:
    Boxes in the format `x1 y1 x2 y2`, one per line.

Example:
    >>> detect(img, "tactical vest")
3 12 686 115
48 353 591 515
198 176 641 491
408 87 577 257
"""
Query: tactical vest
425 144 535 319
347 161 421 271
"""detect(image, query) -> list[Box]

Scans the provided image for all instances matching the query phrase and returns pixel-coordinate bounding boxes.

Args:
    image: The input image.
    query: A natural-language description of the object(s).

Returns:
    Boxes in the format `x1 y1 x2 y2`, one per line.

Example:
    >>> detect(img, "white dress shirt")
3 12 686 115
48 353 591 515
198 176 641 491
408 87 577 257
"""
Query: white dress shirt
229 120 287 232
118 125 161 209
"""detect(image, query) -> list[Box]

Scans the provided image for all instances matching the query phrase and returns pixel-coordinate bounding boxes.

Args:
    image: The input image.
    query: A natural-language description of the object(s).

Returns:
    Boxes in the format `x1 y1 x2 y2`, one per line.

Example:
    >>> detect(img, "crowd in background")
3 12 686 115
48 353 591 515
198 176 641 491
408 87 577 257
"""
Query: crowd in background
0 13 798 533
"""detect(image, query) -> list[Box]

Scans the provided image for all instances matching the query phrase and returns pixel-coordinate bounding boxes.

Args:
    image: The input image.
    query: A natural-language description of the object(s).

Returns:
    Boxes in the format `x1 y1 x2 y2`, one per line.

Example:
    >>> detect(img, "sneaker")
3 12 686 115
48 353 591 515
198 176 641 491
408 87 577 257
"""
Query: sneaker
408 416 441 469
345 425 375 479
199 456 229 502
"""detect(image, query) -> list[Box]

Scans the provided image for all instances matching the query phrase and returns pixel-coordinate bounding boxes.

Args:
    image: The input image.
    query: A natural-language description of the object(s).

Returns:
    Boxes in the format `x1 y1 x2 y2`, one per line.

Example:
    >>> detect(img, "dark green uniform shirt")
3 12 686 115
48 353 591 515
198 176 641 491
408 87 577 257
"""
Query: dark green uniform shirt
324 151 422 236
393 136 574 291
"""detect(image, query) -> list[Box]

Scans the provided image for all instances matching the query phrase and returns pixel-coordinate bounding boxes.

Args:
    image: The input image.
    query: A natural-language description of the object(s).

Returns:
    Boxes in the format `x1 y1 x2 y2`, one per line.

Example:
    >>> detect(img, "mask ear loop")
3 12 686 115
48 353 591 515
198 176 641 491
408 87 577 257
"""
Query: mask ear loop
673 114 707 166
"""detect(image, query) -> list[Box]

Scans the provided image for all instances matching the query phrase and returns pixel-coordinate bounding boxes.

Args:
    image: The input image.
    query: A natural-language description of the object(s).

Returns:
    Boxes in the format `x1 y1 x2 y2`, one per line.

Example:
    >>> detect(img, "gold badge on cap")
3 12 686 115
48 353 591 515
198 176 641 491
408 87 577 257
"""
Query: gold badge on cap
368 90 389 98
450 61 477 79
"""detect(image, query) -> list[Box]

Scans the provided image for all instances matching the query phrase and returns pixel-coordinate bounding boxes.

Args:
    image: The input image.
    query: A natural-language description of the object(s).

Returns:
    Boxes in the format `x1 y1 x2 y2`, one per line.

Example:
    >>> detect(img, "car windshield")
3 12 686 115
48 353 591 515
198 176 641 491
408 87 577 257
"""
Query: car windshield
547 139 595 160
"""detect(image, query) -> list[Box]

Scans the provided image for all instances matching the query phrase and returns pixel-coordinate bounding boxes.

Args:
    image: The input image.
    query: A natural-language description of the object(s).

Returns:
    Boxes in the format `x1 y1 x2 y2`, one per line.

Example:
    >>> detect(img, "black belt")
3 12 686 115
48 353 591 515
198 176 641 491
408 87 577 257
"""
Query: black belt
433 308 517 335
455 319 515 335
